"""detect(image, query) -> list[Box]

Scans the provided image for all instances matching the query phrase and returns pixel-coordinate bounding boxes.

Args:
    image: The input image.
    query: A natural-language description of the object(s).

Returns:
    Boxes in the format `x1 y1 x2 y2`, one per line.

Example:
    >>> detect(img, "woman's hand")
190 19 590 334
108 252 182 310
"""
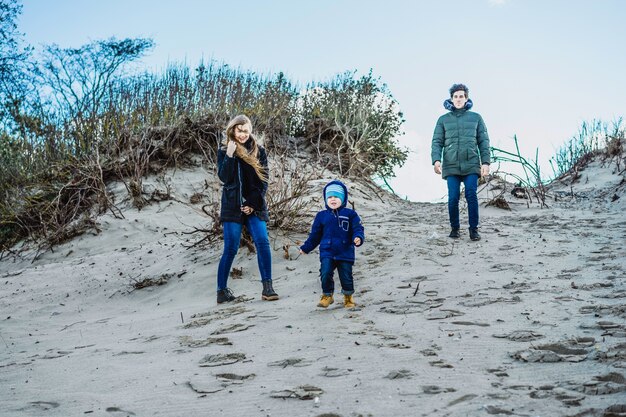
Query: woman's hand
226 141 237 158
241 206 254 215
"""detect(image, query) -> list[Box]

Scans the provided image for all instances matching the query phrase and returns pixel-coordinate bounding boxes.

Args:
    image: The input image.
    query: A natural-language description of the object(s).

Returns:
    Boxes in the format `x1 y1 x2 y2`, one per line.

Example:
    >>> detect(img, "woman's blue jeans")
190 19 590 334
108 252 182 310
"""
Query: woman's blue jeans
320 258 354 296
217 215 272 291
446 174 479 230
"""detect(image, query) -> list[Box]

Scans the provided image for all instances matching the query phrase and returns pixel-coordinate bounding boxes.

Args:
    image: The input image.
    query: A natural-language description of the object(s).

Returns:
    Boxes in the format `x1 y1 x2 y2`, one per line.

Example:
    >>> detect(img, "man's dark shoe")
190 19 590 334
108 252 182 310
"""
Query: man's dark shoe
217 288 236 304
449 228 460 239
469 228 481 241
261 280 279 301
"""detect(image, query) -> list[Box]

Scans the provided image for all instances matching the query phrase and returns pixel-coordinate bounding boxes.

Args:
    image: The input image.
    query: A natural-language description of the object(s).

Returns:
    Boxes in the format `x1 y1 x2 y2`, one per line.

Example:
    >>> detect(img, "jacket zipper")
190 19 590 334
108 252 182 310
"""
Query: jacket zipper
237 162 244 211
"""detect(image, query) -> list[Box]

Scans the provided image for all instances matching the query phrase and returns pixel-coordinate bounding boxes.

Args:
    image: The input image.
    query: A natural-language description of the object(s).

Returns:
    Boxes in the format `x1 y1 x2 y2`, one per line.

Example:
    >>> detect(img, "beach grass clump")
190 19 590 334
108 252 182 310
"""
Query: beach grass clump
550 118 624 180
489 119 625 209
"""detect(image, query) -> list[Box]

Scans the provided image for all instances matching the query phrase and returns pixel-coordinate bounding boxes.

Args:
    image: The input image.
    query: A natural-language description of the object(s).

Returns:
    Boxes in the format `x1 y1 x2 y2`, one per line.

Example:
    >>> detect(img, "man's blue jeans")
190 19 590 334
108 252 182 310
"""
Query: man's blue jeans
320 258 354 296
217 215 272 291
446 174 479 230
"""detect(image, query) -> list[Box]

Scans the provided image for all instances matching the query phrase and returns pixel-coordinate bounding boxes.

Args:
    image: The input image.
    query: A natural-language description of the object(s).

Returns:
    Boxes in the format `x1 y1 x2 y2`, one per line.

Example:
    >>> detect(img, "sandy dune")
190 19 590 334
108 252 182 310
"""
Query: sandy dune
1 158 625 417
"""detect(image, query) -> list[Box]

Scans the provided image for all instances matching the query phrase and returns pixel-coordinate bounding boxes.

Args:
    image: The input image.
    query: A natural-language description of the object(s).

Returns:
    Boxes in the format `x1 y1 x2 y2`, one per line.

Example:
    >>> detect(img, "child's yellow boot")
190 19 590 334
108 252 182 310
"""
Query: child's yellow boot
317 294 334 308
343 294 356 308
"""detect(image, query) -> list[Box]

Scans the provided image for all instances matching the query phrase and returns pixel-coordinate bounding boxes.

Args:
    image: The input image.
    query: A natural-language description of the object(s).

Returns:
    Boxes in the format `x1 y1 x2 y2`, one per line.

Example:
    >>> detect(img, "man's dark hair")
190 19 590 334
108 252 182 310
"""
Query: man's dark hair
449 83 469 98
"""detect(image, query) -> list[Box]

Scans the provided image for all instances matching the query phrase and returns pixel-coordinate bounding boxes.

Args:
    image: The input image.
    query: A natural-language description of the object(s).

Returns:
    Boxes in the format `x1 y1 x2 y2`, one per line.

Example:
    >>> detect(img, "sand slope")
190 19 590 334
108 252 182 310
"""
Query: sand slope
1 159 625 417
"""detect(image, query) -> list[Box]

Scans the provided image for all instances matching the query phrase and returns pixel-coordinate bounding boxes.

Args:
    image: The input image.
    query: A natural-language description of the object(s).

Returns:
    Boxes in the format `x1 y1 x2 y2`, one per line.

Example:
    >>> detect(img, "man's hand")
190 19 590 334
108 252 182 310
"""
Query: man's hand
433 161 442 175
481 164 490 177
226 141 237 158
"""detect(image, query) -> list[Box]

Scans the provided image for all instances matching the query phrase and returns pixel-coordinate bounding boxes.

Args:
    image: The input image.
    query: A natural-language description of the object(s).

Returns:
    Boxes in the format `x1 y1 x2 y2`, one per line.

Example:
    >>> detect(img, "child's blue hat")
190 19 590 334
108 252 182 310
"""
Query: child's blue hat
325 184 345 203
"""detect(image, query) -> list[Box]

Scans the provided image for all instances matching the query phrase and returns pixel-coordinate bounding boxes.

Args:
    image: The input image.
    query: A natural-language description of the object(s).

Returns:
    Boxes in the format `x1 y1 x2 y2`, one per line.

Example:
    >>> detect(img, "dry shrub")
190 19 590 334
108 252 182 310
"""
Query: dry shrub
606 135 623 158
111 117 221 209
131 273 173 289
485 196 511 210
181 202 222 249
266 153 319 233
1 150 122 256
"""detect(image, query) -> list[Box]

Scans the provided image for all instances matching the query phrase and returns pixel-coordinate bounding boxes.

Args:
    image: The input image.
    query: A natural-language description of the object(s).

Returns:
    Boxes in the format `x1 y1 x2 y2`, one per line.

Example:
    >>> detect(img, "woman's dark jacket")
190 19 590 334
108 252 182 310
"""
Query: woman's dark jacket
299 180 365 263
217 141 269 223
431 99 491 179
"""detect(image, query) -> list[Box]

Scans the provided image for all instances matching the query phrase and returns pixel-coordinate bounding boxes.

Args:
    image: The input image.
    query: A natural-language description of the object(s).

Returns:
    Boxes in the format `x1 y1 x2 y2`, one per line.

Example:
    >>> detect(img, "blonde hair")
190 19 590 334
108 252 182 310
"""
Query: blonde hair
224 115 268 183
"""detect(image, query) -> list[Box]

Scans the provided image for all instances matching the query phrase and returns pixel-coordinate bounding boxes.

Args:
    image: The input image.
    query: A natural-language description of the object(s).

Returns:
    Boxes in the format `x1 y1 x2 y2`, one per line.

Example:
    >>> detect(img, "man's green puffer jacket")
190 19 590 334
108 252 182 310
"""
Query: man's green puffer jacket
431 99 490 179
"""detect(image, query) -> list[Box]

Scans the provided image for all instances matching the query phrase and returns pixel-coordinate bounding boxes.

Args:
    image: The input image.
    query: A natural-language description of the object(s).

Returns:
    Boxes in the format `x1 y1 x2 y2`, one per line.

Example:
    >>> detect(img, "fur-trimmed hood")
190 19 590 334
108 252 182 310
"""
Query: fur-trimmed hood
443 98 474 111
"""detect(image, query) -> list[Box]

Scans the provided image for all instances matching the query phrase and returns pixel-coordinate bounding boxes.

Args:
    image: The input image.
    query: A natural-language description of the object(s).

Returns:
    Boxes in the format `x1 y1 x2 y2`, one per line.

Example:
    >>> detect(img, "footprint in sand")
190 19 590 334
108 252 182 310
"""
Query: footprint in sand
420 343 442 357
593 290 626 299
489 263 524 272
186 373 255 395
459 295 522 307
379 302 427 315
511 338 594 363
486 367 509 377
571 404 626 416
385 342 411 349
211 323 254 335
215 373 255 385
502 281 533 291
270 385 323 400
561 372 626 396
426 309 464 320
186 378 225 395
580 304 626 319
41 350 73 359
421 385 456 394
594 342 626 364
384 369 413 380
492 330 544 342
184 305 249 328
481 405 515 415
319 366 345 377
267 358 313 368
105 407 136 415
18 402 60 412
179 336 232 347
572 281 614 290
446 394 478 407
198 352 246 367
429 359 454 368
581 321 626 338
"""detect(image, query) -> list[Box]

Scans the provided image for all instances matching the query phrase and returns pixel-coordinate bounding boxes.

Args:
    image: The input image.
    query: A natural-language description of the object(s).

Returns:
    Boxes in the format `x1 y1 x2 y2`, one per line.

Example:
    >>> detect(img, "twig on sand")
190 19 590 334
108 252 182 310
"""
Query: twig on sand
412 281 421 296
0 332 9 348
60 321 87 332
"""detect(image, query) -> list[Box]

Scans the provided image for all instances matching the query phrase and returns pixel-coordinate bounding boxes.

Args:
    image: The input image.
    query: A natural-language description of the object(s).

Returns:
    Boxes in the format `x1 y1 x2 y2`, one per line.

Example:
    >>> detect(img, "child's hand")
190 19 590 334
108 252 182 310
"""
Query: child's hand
299 249 306 255
354 237 362 246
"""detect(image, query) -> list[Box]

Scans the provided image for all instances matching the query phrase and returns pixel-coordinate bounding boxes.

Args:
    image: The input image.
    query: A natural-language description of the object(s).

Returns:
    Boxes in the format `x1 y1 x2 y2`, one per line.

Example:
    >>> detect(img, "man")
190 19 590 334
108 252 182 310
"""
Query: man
431 83 490 241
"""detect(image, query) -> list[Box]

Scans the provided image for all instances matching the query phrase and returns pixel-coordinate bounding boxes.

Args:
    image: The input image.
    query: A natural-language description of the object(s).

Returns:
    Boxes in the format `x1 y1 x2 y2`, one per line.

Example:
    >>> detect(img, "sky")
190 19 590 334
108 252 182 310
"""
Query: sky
18 0 626 202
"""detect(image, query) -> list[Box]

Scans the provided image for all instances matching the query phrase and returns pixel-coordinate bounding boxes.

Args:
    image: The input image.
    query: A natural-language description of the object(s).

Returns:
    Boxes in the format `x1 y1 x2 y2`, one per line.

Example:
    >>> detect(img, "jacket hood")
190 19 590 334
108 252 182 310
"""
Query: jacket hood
323 180 349 210
444 98 473 111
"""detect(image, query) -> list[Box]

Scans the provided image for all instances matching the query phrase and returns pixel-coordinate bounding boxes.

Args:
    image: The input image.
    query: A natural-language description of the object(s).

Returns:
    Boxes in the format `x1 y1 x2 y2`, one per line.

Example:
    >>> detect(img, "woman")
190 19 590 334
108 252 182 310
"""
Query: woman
216 114 278 303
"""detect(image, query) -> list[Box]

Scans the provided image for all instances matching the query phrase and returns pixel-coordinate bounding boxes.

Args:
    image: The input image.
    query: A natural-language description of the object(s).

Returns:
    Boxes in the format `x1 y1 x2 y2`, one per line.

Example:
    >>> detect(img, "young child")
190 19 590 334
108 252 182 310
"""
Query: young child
299 180 365 308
